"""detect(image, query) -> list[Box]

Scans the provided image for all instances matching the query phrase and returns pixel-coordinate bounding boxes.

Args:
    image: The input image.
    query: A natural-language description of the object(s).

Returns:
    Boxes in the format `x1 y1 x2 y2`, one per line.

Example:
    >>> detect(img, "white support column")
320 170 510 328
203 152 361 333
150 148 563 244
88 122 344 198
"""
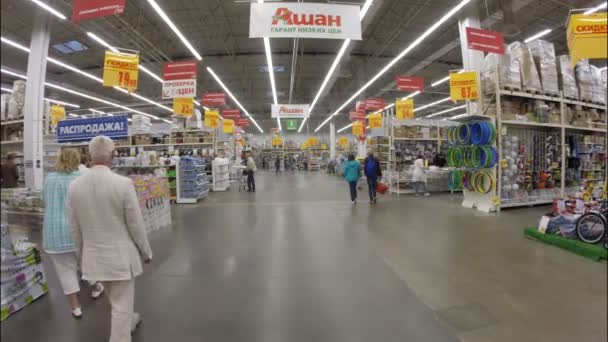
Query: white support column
23 11 51 189
329 122 336 159
458 6 484 115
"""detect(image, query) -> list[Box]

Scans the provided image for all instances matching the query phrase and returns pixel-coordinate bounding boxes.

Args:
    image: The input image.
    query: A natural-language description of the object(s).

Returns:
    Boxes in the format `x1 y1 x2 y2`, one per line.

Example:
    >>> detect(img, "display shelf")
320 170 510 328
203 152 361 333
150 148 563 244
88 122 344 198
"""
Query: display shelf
212 158 230 191
176 156 209 203
0 119 24 126
0 140 24 145
563 125 607 133
500 199 553 208
114 142 215 148
501 120 562 129
393 137 439 141
562 98 607 110
497 89 562 103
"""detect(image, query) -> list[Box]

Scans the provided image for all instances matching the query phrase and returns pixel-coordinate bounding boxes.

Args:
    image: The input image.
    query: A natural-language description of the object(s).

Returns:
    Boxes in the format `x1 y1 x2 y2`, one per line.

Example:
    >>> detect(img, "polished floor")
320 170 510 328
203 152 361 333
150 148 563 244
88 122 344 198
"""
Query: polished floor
1 171 606 342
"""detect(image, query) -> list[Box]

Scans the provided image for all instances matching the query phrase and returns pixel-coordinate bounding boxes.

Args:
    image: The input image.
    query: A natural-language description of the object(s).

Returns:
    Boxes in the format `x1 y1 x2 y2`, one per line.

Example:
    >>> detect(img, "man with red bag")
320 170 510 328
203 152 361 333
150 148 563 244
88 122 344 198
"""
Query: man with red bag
364 152 383 204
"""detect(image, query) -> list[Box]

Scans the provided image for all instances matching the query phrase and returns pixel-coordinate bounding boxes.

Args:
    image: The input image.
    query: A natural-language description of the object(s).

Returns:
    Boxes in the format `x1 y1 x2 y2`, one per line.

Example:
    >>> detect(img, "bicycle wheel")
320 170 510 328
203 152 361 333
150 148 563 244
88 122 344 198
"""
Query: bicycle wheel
576 213 607 244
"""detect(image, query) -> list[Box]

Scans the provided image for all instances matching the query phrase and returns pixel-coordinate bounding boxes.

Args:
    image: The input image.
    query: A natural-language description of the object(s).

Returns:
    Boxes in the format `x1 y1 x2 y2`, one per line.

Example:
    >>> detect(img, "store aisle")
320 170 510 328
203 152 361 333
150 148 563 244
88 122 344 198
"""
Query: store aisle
1 171 606 342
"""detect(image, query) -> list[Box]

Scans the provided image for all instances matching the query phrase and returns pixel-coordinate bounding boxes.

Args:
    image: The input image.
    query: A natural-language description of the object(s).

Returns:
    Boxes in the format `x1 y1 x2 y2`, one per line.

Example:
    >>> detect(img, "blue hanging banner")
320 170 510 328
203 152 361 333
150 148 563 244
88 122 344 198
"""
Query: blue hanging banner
57 115 129 143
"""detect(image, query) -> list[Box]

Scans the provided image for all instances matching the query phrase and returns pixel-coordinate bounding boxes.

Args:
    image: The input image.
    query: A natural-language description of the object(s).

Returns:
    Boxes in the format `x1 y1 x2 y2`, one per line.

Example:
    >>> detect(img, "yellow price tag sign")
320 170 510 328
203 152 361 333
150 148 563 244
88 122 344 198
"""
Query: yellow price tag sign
352 121 364 135
223 119 235 134
395 99 414 120
103 50 139 92
51 105 65 126
307 137 319 146
301 142 308 150
338 136 349 147
567 13 607 67
368 112 382 129
450 71 478 101
173 98 194 117
272 137 282 146
204 109 220 128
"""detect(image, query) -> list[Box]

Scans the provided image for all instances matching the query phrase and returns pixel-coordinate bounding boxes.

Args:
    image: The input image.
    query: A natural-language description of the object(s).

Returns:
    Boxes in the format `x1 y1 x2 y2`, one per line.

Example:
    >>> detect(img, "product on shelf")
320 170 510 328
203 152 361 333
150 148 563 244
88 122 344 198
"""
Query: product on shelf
129 175 172 233
564 132 606 197
178 156 210 201
508 42 543 93
481 53 522 93
212 157 230 191
527 40 560 96
131 115 152 134
557 55 579 100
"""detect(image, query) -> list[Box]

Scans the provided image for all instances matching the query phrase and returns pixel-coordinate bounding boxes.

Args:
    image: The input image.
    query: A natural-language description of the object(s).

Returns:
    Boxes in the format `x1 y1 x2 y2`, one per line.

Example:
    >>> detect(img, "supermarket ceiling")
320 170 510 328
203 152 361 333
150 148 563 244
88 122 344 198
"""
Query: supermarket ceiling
0 0 606 133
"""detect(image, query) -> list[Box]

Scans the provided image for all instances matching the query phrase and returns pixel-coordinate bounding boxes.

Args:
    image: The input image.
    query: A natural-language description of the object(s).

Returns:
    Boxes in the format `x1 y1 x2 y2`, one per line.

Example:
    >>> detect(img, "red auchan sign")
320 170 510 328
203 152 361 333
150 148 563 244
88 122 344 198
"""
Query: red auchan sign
465 27 505 54
250 3 361 40
222 109 241 120
396 76 425 92
271 104 310 118
202 93 226 108
72 0 125 22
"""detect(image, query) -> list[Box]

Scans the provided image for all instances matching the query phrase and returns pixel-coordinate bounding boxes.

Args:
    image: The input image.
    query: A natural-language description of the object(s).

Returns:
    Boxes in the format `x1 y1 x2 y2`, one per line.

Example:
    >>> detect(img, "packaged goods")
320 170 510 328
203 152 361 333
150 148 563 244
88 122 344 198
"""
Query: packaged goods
0 94 9 120
557 55 579 100
131 114 152 134
527 40 560 96
481 53 522 93
508 42 542 93
591 65 606 105
575 59 594 102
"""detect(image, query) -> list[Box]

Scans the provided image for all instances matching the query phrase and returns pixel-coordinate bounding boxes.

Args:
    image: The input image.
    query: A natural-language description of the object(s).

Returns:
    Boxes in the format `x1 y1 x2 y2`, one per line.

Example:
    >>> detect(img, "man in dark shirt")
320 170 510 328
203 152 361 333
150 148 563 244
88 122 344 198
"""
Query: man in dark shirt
1 154 19 188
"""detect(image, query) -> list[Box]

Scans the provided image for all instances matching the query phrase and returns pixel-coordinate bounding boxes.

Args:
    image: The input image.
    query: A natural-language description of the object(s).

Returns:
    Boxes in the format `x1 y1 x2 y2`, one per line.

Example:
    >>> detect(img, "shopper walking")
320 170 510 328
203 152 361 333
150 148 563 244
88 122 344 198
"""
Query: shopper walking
68 136 152 342
412 154 430 197
343 154 361 204
0 153 19 188
275 156 281 173
246 152 257 192
78 153 90 174
364 152 382 203
43 148 104 319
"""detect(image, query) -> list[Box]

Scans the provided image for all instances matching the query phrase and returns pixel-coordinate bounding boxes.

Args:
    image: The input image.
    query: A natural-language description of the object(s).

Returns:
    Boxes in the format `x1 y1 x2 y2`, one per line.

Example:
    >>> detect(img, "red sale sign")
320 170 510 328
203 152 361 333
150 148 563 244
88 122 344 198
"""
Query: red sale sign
202 93 226 107
466 27 505 54
72 0 126 22
396 76 424 91
355 101 365 112
235 118 250 127
364 98 386 112
163 61 197 80
222 109 240 120
349 110 366 121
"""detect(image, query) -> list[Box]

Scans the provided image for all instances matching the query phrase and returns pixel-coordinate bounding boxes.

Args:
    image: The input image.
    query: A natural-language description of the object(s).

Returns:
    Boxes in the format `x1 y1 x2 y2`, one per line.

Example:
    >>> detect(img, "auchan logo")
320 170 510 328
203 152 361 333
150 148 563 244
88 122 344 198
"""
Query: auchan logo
272 8 342 27
279 106 304 114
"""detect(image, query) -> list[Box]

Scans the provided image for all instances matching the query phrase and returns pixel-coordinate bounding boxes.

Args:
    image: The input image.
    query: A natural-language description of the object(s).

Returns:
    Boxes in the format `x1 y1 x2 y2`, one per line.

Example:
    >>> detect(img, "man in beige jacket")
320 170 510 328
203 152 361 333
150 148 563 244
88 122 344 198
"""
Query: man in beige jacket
68 135 152 342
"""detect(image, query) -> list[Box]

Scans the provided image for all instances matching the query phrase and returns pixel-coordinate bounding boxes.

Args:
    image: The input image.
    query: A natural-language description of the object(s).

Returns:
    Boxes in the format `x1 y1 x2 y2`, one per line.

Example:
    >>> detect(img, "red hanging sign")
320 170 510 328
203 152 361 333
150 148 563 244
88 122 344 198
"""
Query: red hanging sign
396 76 424 91
349 110 366 121
364 98 386 112
465 27 505 54
72 0 126 22
163 61 197 80
222 109 240 120
355 100 365 112
235 118 250 127
202 93 226 107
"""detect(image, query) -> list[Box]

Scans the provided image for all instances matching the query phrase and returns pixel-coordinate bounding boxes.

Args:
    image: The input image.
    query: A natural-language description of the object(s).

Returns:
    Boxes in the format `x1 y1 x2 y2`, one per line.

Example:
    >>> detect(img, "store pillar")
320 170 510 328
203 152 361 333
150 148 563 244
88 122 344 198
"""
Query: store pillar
457 6 484 114
329 122 336 159
23 11 51 189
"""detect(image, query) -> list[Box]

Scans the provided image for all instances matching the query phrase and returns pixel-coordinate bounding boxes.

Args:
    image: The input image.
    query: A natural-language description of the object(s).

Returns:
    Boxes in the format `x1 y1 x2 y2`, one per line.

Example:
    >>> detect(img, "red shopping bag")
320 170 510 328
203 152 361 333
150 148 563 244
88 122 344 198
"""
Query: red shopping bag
376 181 388 194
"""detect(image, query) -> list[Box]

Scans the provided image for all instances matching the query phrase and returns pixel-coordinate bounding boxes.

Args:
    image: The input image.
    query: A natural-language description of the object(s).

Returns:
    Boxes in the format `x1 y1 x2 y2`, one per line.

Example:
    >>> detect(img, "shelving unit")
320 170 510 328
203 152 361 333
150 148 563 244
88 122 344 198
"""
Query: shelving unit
212 158 230 191
176 156 209 204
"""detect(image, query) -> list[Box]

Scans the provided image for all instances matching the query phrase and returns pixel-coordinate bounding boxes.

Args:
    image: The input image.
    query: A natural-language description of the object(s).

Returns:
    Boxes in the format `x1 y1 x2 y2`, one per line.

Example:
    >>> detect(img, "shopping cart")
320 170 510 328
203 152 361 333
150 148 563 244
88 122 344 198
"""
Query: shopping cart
230 165 248 192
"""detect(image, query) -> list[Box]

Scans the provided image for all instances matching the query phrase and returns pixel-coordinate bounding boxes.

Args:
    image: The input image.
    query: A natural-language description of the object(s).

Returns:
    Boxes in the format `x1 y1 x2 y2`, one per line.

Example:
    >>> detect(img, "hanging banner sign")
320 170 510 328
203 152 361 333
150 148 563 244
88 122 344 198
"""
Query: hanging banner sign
57 115 129 143
162 79 196 99
222 109 241 120
249 3 362 40
395 99 414 120
567 12 608 67
272 136 283 146
368 112 382 129
465 27 505 54
396 76 425 91
349 110 366 121
173 98 194 117
223 119 235 134
355 101 365 112
72 0 126 22
204 109 220 128
202 93 226 107
51 105 66 126
364 98 386 112
271 104 310 118
352 121 364 135
449 71 479 101
235 118 250 127
103 50 139 92
163 61 197 80
338 136 348 147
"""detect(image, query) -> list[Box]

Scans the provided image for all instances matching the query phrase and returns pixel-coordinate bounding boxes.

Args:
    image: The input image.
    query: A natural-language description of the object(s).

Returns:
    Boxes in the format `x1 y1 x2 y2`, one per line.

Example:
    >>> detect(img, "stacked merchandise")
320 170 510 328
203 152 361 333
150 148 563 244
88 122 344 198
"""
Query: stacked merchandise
368 136 390 171
1 204 48 321
565 133 607 196
498 97 561 124
557 55 579 100
500 128 561 205
130 176 172 233
212 157 230 191
508 42 543 93
131 115 152 134
1 80 26 121
308 157 321 171
563 104 606 129
527 40 560 96
0 188 44 230
178 156 209 202
575 59 607 105
481 53 521 93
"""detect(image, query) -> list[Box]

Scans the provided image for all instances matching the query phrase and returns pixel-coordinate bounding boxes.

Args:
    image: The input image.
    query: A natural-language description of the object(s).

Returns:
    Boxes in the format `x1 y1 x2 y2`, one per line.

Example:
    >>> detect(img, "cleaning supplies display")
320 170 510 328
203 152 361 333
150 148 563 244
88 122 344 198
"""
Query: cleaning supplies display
129 175 172 233
177 156 210 203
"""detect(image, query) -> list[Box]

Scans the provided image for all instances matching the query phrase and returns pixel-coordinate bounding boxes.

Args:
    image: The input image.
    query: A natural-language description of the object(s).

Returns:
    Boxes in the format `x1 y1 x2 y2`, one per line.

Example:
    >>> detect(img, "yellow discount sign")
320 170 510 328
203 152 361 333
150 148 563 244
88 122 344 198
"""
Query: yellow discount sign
567 12 607 67
368 112 382 129
272 136 282 146
223 119 235 134
352 121 364 135
301 142 308 150
173 98 194 117
338 136 349 147
395 99 414 120
103 50 139 92
51 105 65 126
450 71 478 101
204 109 220 128
306 137 319 147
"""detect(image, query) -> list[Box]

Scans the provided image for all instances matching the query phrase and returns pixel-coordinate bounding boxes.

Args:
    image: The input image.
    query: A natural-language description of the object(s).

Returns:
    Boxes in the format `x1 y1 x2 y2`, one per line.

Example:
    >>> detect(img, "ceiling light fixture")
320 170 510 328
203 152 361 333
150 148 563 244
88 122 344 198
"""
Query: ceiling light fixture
30 0 66 20
146 0 202 61
524 29 552 43
583 2 607 15
424 105 467 118
298 0 375 133
430 69 464 87
414 97 452 112
337 123 353 133
258 1 280 131
315 0 472 132
448 113 469 120
206 67 264 133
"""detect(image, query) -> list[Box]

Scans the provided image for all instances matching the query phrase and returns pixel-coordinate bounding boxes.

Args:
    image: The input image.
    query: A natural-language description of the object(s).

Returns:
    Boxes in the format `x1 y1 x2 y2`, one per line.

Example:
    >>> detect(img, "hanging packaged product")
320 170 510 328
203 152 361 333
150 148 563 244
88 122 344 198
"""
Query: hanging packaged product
567 12 607 67
368 112 382 128
352 121 364 135
51 105 65 126
204 109 220 128
395 99 414 120
223 119 235 134
449 71 479 101
173 98 194 117
103 50 139 92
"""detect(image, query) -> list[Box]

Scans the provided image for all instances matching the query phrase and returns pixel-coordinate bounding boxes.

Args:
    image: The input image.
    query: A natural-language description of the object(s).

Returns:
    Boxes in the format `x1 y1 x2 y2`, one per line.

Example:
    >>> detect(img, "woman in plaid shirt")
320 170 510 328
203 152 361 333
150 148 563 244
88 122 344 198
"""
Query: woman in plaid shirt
43 148 104 318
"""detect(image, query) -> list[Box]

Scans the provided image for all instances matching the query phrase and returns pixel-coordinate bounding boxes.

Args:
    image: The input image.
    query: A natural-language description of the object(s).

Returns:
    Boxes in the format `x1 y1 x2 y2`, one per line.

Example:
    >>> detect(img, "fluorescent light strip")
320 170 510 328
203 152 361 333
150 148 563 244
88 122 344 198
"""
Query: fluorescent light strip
402 91 421 100
30 0 66 20
146 0 202 60
430 70 464 87
425 105 466 118
524 29 551 43
3 84 79 108
446 113 469 120
315 0 471 132
584 2 607 15
206 67 263 133
86 32 164 83
337 123 353 133
299 0 375 133
413 97 451 112
263 37 281 130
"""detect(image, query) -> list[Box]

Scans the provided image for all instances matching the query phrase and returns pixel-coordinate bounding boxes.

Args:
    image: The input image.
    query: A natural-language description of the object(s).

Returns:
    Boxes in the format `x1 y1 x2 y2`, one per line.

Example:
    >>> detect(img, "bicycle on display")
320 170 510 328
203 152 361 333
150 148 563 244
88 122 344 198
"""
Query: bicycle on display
575 199 607 248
